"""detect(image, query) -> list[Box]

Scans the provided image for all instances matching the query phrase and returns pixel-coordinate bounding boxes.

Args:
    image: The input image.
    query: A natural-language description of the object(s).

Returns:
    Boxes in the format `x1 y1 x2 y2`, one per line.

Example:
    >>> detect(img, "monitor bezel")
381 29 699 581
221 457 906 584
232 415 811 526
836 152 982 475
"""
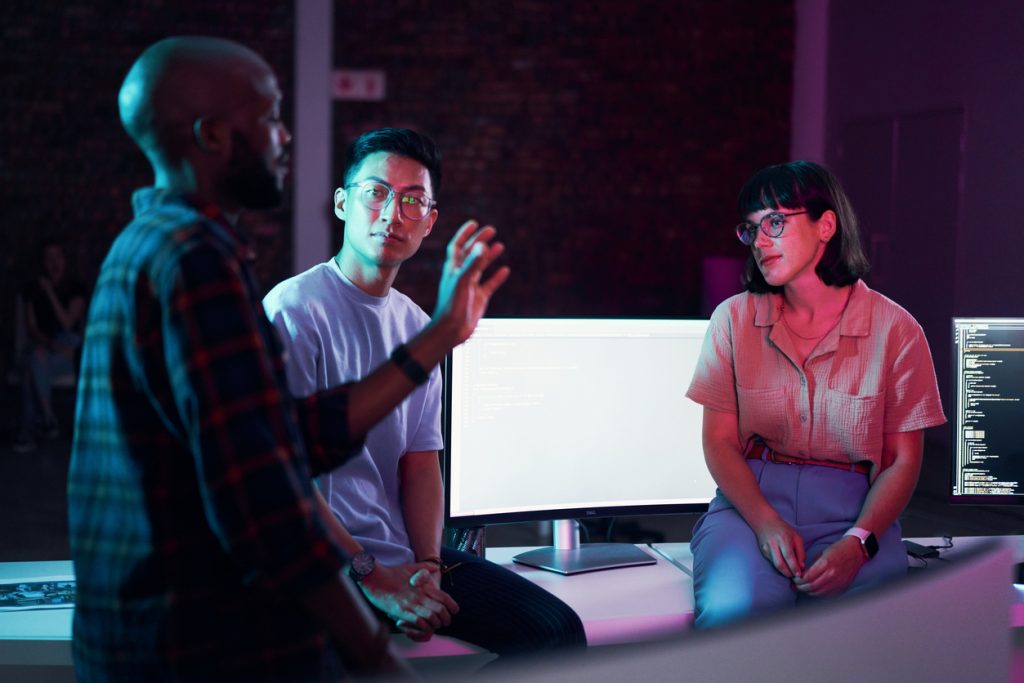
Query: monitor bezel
442 316 713 529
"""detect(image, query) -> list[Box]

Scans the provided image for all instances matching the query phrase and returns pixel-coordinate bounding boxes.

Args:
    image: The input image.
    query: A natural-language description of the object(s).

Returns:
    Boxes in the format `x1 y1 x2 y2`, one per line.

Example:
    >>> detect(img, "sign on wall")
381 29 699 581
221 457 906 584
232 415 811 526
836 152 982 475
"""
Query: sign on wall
332 69 387 101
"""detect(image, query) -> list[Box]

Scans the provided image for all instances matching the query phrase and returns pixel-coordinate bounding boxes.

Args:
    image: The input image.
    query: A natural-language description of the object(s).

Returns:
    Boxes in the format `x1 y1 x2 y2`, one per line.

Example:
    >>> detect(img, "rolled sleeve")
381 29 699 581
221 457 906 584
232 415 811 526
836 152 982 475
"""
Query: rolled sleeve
883 316 947 434
687 301 739 414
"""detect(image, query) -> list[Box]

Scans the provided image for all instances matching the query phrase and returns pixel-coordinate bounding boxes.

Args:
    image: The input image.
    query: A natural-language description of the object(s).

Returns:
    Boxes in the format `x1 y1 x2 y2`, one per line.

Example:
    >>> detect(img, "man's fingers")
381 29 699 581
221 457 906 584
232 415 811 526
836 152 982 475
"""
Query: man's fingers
447 222 497 268
454 227 499 270
422 584 460 615
461 225 497 253
480 265 511 298
462 241 506 284
448 220 480 257
411 598 449 627
409 568 432 587
396 620 434 642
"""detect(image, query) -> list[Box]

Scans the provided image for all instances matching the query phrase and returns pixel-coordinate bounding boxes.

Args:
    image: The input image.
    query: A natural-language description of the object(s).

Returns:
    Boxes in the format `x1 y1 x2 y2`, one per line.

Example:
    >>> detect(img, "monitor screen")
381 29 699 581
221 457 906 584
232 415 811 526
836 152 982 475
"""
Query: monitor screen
444 317 715 528
950 317 1024 503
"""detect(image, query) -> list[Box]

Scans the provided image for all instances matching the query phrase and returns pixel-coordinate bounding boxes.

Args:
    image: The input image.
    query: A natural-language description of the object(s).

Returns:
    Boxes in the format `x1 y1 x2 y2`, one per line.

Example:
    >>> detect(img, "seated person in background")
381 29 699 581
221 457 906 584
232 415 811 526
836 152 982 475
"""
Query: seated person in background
14 239 87 452
686 161 946 628
69 37 507 680
264 127 586 656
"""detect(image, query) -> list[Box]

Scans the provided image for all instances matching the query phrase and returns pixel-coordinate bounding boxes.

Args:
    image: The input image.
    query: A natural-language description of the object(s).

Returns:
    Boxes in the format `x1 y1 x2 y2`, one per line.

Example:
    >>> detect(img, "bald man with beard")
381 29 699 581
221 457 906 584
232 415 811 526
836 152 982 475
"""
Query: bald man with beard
67 36 508 681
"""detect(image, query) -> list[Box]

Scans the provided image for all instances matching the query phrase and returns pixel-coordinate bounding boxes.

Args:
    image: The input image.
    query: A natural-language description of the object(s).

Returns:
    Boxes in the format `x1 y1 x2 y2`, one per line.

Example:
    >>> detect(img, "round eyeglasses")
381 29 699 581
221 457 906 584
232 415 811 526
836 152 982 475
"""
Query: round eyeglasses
345 180 437 221
735 210 809 245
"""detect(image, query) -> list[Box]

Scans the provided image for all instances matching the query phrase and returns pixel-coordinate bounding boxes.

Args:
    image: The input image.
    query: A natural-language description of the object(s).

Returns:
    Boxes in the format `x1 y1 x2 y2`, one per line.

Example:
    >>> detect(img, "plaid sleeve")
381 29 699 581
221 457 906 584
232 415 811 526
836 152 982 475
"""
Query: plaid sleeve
294 386 365 477
162 242 346 595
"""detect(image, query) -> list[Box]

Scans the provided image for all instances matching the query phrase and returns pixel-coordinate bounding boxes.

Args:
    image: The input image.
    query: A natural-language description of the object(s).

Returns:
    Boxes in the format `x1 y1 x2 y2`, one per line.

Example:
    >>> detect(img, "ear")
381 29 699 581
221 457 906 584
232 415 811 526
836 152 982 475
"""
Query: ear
334 187 347 220
818 209 838 243
193 116 229 154
422 208 438 237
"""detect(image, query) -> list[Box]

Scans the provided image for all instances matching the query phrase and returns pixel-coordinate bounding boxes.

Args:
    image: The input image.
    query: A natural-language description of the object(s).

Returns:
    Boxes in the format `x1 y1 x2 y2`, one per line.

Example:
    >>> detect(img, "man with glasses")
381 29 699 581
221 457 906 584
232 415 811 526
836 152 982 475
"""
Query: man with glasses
264 127 585 658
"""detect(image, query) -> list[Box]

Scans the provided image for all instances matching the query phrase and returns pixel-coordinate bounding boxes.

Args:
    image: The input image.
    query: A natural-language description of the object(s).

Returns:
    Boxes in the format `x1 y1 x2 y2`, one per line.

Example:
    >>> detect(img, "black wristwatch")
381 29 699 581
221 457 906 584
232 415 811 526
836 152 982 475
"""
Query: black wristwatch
845 527 879 560
348 551 376 582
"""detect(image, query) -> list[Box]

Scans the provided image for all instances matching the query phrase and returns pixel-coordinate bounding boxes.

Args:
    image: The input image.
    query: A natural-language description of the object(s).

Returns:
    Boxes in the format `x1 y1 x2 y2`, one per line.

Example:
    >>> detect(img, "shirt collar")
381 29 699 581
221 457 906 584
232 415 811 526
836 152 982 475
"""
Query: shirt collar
754 291 783 328
131 187 256 263
837 279 871 337
753 279 871 337
329 256 391 308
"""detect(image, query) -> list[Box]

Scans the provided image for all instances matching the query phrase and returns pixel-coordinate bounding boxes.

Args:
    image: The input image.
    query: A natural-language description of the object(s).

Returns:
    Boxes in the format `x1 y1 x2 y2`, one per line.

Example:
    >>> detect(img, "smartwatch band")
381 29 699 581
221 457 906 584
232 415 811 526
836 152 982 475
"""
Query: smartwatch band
390 343 430 386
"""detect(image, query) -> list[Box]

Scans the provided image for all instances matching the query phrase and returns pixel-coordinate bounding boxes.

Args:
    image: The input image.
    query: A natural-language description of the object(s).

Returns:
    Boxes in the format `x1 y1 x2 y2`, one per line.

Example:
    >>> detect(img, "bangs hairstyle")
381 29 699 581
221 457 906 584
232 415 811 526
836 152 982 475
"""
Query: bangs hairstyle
342 127 443 197
737 160 869 294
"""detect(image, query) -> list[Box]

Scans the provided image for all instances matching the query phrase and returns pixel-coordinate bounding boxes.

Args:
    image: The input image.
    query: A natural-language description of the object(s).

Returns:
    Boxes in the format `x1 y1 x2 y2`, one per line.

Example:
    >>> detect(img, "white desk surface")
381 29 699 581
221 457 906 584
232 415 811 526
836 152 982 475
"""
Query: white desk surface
4 537 1023 667
0 560 74 666
485 544 693 646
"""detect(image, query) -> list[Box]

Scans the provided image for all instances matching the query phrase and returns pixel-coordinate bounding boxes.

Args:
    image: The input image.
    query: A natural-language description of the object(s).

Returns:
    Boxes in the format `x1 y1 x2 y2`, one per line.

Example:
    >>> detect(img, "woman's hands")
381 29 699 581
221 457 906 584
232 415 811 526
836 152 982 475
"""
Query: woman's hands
754 516 806 579
793 535 866 596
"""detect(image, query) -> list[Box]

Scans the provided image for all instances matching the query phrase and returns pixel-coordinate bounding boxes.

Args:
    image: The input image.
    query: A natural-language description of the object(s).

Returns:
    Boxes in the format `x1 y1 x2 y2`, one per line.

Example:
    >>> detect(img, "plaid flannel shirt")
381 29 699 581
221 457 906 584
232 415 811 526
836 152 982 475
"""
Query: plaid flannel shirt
68 189 361 681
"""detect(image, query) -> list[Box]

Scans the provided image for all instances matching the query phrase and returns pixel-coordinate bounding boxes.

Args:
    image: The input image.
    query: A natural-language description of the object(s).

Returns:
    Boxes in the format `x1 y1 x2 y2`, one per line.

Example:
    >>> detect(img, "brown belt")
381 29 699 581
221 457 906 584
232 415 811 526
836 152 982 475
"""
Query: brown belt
745 441 870 476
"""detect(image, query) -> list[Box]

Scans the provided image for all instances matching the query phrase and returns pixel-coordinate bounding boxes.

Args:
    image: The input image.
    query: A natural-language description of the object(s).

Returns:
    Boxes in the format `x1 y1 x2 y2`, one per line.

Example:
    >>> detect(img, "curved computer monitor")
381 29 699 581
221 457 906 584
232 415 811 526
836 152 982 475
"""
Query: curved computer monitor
950 317 1024 504
443 317 715 573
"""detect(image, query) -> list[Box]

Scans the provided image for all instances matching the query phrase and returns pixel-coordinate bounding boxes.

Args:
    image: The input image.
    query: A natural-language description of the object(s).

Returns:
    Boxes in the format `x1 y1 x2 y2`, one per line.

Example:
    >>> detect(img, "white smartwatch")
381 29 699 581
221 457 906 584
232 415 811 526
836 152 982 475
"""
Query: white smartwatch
844 527 879 560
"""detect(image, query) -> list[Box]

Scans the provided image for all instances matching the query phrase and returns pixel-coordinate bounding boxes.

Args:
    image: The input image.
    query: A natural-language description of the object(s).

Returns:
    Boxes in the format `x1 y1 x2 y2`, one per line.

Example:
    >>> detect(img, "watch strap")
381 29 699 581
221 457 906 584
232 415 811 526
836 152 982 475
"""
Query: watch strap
390 344 430 386
844 527 878 559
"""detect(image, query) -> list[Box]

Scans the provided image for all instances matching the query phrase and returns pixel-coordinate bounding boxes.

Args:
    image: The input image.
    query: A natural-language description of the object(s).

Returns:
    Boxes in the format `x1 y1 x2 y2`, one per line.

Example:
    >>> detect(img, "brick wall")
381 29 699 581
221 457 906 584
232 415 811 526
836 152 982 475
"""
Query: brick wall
331 1 793 316
0 1 294 376
0 1 792 376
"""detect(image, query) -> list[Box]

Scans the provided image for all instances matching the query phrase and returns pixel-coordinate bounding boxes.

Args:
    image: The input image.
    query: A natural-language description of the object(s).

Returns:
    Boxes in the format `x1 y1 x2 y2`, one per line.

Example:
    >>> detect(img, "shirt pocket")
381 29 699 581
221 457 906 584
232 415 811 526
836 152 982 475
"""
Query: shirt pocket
736 385 790 445
821 387 883 461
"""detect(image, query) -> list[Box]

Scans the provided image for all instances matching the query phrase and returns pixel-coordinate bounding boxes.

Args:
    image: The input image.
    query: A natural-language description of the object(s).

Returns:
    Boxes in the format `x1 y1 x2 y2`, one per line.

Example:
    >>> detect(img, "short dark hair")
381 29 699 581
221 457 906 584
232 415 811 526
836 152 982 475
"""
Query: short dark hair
342 127 443 197
737 160 870 294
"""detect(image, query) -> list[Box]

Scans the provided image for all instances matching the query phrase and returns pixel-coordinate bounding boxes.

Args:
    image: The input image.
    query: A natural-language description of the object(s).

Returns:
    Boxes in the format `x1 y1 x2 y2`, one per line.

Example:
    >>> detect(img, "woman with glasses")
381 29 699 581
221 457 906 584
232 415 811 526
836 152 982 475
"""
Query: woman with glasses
685 161 945 628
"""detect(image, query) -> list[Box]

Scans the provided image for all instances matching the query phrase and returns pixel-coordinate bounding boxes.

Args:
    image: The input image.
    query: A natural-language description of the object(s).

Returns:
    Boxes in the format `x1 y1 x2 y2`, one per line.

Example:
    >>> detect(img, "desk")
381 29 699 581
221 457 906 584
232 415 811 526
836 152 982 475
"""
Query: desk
906 536 1024 627
0 560 74 682
485 544 693 646
3 538 1020 674
388 542 694 669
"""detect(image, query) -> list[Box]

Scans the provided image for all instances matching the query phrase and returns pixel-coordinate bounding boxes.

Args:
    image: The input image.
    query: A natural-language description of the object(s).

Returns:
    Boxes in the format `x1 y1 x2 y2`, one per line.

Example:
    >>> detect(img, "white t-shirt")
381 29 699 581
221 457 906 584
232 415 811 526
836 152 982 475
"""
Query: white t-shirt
263 258 443 565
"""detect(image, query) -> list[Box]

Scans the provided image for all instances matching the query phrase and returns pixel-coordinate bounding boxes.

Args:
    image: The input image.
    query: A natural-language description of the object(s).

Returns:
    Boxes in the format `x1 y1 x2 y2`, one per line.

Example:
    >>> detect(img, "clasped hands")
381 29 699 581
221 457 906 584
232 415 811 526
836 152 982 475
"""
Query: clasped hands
356 561 460 642
755 517 865 597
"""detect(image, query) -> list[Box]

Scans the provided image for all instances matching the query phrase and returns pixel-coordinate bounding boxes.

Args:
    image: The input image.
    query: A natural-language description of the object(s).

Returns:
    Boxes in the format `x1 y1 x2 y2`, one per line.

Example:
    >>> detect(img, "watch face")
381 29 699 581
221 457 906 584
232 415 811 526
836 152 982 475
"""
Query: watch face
351 551 376 578
864 533 879 559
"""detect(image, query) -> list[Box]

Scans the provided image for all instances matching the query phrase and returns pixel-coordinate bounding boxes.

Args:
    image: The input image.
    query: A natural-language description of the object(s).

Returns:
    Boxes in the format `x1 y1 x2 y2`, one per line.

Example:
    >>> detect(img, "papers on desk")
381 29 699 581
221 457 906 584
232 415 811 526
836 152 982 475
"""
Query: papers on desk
0 576 75 611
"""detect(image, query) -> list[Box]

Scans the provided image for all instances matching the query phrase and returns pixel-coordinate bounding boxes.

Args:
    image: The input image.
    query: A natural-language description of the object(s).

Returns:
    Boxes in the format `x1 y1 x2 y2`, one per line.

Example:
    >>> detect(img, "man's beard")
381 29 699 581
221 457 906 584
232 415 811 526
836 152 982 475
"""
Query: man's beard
222 131 285 210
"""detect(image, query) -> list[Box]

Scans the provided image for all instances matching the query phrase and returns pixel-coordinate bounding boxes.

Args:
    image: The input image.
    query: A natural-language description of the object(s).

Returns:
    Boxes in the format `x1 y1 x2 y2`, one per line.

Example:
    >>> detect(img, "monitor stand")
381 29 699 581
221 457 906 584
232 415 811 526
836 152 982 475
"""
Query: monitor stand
512 519 657 575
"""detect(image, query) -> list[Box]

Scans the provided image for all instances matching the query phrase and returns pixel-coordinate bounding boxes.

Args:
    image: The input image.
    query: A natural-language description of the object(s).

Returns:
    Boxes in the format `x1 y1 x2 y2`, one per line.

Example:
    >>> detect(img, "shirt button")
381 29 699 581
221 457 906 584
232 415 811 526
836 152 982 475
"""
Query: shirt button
800 414 807 422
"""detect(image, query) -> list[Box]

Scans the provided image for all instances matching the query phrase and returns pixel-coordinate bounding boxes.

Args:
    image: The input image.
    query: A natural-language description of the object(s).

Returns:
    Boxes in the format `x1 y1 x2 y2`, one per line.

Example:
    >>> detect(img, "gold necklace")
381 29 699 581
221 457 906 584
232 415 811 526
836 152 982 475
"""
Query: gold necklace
780 288 852 341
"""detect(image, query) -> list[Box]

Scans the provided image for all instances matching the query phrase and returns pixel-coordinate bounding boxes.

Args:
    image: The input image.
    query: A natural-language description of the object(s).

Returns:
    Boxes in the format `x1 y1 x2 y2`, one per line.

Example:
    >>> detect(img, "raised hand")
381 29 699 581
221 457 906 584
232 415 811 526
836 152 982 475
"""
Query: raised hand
431 220 510 346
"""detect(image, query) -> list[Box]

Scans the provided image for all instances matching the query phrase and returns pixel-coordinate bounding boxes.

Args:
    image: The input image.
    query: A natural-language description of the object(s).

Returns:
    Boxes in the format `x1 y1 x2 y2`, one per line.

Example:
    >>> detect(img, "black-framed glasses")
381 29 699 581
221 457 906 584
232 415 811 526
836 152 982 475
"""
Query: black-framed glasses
344 180 437 221
735 210 809 245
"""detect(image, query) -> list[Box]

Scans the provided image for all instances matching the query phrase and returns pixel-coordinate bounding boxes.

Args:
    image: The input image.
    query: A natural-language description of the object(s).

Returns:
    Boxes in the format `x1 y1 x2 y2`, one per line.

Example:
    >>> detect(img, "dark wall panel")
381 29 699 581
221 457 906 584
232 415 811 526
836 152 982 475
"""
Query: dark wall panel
827 0 1024 534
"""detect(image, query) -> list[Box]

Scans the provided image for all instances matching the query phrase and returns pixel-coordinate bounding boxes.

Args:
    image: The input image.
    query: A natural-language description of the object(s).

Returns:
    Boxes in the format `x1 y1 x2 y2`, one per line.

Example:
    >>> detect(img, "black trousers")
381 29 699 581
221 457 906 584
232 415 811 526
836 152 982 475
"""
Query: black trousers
434 547 587 657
